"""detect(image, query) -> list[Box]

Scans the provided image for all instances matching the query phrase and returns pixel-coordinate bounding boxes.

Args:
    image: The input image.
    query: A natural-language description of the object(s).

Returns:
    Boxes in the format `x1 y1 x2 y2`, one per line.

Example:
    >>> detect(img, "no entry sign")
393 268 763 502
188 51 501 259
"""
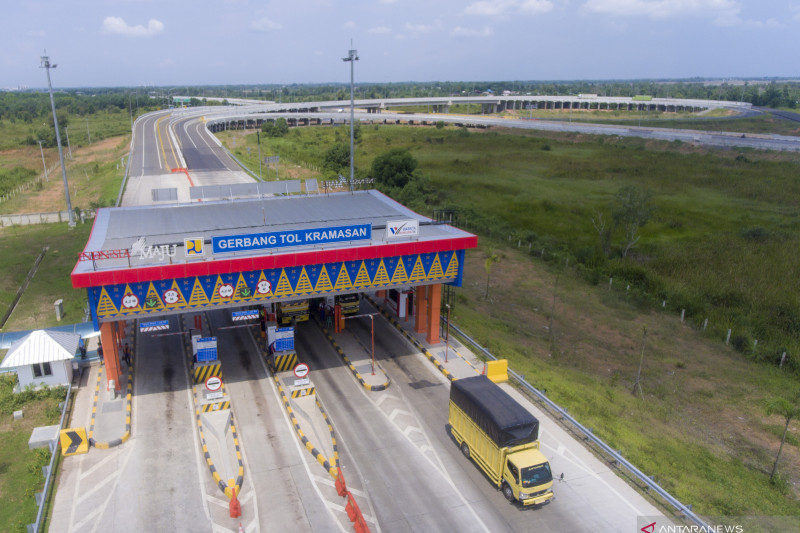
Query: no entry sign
293 363 310 379
205 376 223 392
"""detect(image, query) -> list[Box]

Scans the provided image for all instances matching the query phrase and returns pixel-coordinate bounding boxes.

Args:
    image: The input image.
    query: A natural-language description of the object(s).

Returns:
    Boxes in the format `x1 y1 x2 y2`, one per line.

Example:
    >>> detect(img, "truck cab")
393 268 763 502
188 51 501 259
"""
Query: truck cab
503 448 553 505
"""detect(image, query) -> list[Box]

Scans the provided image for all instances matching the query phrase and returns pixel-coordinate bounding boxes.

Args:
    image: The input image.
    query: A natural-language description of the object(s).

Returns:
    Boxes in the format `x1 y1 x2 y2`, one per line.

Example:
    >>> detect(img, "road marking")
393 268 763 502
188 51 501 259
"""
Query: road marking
207 493 230 509
156 116 169 170
79 446 121 480
388 408 412 421
402 425 424 438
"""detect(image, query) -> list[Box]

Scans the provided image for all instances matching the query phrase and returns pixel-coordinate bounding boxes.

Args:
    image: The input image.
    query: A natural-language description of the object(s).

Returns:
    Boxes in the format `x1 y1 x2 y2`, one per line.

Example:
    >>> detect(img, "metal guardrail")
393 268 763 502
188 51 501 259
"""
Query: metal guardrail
444 318 710 529
29 381 72 533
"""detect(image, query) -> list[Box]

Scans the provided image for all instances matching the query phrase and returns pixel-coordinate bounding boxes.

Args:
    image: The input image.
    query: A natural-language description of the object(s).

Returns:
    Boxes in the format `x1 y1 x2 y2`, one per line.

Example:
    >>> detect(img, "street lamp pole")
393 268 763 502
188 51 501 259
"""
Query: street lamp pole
37 140 49 182
40 52 75 226
342 44 359 193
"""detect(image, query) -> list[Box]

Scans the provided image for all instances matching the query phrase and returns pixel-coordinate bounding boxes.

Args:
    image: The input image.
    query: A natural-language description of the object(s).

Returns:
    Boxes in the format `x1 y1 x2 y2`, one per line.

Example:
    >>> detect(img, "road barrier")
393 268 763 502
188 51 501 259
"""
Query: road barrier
444 317 711 529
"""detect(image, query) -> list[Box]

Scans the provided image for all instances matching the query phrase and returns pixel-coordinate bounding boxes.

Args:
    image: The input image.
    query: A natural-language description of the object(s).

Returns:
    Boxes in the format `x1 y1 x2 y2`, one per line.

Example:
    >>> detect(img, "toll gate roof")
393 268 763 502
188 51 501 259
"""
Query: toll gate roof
72 189 477 288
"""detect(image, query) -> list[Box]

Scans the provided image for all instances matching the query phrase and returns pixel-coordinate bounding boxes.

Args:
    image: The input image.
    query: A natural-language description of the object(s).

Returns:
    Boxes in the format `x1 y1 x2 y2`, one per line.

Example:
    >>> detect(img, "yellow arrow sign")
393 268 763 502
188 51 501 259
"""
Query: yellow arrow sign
60 427 89 456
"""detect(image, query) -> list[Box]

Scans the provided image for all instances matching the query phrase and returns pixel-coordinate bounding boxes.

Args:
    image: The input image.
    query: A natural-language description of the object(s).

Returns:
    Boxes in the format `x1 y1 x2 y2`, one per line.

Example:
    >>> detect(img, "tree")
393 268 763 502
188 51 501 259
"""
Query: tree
370 148 418 190
765 392 800 482
612 185 653 258
261 117 288 137
484 250 499 300
323 144 350 174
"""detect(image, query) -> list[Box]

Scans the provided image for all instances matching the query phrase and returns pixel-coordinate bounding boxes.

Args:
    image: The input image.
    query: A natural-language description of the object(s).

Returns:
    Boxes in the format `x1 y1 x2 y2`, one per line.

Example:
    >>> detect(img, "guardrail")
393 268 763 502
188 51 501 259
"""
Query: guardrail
28 381 72 533
443 318 710 529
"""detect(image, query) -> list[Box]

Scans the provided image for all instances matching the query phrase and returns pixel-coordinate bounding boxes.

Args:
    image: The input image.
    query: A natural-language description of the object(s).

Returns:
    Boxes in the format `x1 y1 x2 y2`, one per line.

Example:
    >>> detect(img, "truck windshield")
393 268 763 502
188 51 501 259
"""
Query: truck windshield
521 463 552 488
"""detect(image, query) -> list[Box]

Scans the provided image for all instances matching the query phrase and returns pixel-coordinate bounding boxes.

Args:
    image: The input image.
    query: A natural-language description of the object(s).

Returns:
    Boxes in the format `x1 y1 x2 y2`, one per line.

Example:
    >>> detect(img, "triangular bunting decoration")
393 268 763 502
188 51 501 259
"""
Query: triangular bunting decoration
188 277 210 307
295 267 314 294
96 287 118 318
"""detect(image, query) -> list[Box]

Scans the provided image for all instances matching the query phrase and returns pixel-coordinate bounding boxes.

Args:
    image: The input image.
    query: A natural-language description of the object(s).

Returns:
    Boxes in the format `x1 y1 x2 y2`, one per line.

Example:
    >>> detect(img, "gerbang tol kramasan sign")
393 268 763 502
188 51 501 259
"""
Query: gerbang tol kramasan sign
212 223 371 254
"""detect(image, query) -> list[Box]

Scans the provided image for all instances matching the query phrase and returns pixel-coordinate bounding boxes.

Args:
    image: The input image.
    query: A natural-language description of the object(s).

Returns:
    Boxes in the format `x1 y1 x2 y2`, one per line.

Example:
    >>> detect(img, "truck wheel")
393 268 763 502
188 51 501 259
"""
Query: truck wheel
460 442 470 459
502 482 515 502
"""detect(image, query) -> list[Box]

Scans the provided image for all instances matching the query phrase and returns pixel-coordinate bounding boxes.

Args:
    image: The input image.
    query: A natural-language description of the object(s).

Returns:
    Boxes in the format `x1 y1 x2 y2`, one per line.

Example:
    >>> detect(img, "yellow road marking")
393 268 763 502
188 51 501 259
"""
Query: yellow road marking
156 115 178 169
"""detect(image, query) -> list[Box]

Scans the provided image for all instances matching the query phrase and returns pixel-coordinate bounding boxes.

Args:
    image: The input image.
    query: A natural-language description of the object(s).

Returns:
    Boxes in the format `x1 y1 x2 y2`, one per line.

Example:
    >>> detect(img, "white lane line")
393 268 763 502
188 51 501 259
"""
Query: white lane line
79 446 121 481
181 325 213 526
86 442 136 533
402 425 424 438
249 329 348 533
207 494 230 509
75 466 117 505
388 408 413 421
540 434 650 516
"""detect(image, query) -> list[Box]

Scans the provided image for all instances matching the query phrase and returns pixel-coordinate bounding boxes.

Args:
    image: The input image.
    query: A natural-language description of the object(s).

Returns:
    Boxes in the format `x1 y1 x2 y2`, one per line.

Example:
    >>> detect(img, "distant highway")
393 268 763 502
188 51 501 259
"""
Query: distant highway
189 102 800 153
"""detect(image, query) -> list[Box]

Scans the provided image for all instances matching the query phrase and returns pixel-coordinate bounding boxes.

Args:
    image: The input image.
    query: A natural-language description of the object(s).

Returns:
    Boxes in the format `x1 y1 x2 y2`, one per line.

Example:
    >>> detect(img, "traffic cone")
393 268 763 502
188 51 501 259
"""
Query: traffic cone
229 487 242 518
238 523 244 533
335 467 347 497
482 363 486 375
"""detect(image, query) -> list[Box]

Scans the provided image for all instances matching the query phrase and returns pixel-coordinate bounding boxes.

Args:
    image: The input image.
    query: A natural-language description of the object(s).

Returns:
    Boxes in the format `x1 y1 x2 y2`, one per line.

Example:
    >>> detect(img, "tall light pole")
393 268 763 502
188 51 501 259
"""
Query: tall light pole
37 140 49 182
342 44 359 193
41 52 75 226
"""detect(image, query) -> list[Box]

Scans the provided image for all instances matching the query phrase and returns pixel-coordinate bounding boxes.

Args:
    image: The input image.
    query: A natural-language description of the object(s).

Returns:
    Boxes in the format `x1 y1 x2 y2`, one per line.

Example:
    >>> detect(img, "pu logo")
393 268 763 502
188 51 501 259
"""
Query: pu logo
185 237 205 257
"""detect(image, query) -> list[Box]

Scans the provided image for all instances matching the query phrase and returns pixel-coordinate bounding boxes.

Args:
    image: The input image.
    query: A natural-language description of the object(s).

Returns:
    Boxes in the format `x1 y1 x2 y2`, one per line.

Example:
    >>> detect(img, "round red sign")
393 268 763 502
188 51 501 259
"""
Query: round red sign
293 363 310 379
205 376 223 392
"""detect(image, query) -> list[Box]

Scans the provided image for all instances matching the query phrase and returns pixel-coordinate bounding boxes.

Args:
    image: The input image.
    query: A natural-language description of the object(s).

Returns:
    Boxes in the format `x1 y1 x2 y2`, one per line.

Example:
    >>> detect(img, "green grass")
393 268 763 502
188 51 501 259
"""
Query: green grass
0 375 64 532
0 223 93 331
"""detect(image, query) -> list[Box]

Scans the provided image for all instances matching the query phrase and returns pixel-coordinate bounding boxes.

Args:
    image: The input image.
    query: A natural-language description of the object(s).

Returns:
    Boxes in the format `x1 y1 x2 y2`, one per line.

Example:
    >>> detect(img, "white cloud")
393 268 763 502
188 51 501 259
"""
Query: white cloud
27 30 45 38
450 26 494 37
101 16 164 37
580 0 739 20
251 17 281 31
465 0 553 16
368 26 392 34
404 23 439 33
343 21 356 30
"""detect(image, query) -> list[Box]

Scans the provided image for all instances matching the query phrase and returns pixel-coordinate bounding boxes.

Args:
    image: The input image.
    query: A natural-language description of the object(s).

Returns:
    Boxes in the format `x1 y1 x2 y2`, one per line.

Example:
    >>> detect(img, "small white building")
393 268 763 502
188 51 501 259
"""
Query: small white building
0 330 80 390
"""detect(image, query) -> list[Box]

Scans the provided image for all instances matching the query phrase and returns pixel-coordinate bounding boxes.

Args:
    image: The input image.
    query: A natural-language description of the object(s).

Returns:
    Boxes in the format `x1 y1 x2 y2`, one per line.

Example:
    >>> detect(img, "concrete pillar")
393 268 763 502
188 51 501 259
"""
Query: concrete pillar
426 284 441 344
415 285 428 334
100 322 122 391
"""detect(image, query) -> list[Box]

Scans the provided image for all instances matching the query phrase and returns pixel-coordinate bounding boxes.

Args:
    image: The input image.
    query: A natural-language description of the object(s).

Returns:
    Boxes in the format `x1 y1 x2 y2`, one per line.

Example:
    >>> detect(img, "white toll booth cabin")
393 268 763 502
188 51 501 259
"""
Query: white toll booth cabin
0 330 80 390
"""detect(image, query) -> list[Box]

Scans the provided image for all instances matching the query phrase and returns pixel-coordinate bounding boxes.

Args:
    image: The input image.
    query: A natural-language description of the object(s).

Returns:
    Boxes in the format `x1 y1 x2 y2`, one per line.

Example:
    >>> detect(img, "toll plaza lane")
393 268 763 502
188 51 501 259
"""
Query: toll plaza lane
294 320 510 533
49 316 211 533
205 310 341 532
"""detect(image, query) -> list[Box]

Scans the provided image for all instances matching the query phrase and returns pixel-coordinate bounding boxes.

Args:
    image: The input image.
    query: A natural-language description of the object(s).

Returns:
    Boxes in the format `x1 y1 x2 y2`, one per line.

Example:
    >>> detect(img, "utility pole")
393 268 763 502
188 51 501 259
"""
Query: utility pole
65 125 72 159
342 42 359 193
37 140 49 182
41 52 75 226
86 117 91 144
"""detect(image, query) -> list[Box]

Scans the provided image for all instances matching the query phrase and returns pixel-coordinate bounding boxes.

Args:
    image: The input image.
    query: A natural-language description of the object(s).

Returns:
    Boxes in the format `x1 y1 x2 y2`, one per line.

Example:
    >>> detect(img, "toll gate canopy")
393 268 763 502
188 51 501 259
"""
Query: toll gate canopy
72 189 477 328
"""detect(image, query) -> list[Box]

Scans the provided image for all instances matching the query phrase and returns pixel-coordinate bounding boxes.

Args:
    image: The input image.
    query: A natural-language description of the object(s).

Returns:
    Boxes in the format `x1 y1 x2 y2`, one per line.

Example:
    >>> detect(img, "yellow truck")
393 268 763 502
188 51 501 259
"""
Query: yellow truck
335 293 360 316
276 300 309 325
449 375 554 506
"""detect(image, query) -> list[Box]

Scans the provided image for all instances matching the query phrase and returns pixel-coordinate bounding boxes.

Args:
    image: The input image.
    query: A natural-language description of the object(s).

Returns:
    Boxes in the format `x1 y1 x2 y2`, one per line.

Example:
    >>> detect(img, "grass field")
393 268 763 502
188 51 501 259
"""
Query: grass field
0 375 65 532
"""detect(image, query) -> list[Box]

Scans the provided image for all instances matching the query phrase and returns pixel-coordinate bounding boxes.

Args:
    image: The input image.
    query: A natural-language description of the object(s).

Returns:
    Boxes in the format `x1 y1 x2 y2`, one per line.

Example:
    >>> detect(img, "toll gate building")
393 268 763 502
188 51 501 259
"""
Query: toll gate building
71 189 478 389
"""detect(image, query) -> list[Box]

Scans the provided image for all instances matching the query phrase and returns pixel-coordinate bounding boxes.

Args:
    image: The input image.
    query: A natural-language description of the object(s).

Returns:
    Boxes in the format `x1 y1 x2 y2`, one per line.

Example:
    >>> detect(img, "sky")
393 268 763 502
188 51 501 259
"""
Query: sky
1 0 798 89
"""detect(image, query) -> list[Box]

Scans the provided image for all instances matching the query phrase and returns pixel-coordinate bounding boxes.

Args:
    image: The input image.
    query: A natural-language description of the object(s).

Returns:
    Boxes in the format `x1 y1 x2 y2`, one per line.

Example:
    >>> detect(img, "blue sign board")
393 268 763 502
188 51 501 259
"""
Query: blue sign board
274 327 295 352
196 336 218 362
140 320 169 332
212 224 371 254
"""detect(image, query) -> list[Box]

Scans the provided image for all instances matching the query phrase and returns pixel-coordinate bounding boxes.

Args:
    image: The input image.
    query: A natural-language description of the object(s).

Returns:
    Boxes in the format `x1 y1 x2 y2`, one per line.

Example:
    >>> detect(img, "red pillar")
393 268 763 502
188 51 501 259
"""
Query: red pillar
415 286 428 334
99 322 122 391
426 284 441 344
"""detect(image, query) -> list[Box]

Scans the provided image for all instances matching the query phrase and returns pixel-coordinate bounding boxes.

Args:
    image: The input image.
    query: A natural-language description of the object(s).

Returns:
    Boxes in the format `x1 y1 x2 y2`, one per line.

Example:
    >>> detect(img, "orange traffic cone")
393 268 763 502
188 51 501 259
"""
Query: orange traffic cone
335 467 347 497
482 363 486 375
229 487 242 518
239 523 244 533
